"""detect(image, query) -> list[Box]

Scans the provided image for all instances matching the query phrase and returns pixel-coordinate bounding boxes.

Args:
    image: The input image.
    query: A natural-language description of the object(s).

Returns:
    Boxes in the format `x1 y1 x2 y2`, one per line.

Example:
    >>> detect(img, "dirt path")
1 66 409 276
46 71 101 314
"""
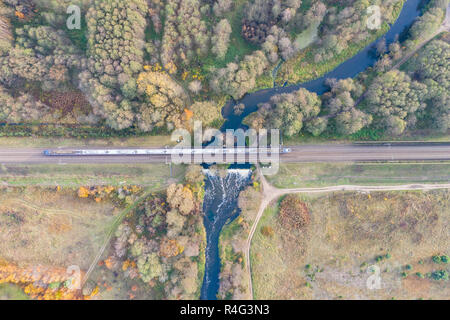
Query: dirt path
391 3 450 70
391 20 449 70
244 168 450 299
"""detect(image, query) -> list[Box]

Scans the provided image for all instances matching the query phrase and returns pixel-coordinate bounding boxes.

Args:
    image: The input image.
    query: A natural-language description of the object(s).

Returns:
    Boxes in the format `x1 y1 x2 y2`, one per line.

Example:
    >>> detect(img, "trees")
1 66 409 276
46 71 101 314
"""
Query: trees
188 80 202 94
211 19 232 60
210 50 269 99
408 40 449 133
289 0 326 33
110 183 205 298
166 184 195 216
0 5 13 55
0 22 82 90
166 209 187 238
313 0 403 63
252 87 322 137
241 0 302 44
410 40 449 94
238 186 262 222
366 70 427 135
262 26 295 63
136 70 188 131
322 78 371 135
213 0 233 17
190 100 221 126
185 165 205 185
161 0 209 73
335 108 372 136
0 86 49 122
305 116 328 136
136 253 163 283
79 0 147 130
409 7 444 41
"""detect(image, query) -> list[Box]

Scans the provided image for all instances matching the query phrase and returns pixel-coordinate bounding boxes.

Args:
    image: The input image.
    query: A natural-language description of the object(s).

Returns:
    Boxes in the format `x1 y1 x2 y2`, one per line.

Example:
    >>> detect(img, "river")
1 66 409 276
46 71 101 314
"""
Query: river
200 0 425 300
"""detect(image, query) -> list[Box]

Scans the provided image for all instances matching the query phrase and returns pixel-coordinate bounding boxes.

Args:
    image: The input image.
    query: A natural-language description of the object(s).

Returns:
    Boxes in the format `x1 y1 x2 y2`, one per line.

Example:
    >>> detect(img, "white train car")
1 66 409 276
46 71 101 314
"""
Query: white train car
43 147 291 156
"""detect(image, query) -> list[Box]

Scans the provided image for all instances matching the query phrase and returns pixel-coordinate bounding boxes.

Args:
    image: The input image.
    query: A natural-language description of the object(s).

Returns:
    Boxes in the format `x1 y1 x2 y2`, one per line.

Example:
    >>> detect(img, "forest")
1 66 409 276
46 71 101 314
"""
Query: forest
0 0 448 139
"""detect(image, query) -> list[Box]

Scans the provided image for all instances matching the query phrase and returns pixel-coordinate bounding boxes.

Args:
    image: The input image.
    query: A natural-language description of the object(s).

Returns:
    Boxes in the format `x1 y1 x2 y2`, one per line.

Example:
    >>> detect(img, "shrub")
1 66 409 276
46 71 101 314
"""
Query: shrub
429 270 449 281
278 194 310 230
261 226 274 238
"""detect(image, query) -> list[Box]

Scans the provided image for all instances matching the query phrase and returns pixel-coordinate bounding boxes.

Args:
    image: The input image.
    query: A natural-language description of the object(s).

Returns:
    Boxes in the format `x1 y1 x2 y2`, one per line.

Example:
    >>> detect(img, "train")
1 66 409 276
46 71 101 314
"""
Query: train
43 147 292 156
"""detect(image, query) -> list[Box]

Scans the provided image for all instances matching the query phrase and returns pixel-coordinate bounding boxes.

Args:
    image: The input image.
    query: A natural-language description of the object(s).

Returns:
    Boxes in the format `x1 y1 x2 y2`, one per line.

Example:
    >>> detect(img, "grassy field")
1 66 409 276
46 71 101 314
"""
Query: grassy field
0 135 174 148
0 187 121 270
283 130 450 145
0 283 29 300
251 190 450 300
294 21 320 51
266 162 450 188
0 163 185 187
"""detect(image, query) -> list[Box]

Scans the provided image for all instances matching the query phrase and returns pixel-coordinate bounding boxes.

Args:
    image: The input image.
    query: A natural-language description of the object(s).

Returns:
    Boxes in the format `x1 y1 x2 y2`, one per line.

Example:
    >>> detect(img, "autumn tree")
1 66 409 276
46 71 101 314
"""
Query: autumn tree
211 19 232 60
251 87 322 137
409 7 444 41
366 70 427 135
0 4 13 55
322 78 371 135
136 253 163 282
185 165 205 185
167 184 195 215
408 39 450 132
190 100 221 126
213 0 233 16
160 0 209 73
79 0 147 130
262 26 295 63
241 0 302 44
210 50 269 99
136 70 188 131
0 85 49 122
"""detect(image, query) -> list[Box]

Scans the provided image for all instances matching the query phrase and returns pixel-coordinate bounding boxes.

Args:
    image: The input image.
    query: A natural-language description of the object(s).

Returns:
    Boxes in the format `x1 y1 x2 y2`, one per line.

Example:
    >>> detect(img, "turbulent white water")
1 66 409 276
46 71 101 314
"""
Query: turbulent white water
200 169 252 300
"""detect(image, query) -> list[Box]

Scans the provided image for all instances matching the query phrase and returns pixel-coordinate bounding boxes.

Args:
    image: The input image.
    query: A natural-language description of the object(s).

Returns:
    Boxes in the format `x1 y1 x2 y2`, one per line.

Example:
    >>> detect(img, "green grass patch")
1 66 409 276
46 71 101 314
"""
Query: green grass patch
294 21 320 51
266 162 450 188
0 135 174 148
0 163 186 187
0 283 29 300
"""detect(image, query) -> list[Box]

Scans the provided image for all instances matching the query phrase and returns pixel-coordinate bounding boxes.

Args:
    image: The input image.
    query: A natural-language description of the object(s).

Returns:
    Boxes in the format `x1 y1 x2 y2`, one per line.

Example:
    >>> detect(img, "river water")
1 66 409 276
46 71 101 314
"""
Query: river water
200 0 425 300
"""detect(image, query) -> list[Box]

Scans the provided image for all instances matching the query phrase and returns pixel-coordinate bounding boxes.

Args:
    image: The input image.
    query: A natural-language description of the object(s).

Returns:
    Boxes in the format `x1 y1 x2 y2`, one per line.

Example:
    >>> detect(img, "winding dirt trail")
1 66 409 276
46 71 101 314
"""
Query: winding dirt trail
244 168 450 299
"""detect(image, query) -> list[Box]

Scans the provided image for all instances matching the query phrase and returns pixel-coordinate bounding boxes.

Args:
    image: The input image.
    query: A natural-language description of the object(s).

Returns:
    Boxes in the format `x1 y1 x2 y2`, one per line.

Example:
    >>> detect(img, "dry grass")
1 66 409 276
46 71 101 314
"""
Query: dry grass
251 190 450 300
0 187 120 270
